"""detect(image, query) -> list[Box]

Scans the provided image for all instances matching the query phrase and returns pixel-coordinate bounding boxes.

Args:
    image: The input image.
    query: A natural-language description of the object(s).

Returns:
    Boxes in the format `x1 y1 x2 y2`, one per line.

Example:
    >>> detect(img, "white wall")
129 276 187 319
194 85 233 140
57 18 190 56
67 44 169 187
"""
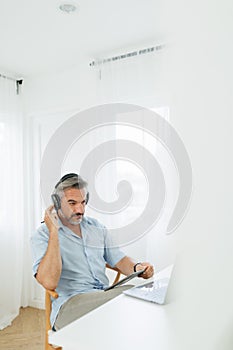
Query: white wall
146 1 233 349
155 0 233 272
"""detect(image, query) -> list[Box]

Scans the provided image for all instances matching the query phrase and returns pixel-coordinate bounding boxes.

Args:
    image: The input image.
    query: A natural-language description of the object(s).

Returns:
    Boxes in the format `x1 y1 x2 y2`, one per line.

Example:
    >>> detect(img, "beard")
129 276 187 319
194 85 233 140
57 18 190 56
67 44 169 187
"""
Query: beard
67 213 83 225
59 210 84 226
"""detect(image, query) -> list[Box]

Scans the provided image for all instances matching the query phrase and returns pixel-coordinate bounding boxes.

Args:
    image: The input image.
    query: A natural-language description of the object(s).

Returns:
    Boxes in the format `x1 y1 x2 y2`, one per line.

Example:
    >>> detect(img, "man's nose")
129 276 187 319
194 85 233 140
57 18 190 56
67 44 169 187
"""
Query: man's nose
73 203 84 212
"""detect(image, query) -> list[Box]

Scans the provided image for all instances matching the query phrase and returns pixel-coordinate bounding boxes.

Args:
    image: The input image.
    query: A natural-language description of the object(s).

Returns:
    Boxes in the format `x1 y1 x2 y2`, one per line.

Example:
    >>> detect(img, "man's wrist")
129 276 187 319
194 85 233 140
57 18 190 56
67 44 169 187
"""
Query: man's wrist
49 228 59 236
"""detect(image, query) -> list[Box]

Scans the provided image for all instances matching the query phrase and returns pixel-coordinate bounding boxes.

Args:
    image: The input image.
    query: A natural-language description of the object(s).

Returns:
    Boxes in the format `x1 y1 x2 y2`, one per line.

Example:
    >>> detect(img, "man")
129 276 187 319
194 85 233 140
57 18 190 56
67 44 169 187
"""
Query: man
31 173 154 330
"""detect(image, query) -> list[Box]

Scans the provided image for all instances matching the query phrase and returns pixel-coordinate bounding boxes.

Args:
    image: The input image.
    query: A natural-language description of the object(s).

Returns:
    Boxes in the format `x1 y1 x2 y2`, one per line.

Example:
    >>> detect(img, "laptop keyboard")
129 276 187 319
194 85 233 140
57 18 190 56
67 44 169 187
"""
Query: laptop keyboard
128 286 167 304
124 278 170 304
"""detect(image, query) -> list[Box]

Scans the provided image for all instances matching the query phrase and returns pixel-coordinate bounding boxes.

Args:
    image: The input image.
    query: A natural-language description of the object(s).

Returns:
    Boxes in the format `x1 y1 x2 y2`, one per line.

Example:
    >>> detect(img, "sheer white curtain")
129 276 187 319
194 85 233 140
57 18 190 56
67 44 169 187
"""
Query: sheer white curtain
92 50 177 263
0 76 25 329
96 52 160 228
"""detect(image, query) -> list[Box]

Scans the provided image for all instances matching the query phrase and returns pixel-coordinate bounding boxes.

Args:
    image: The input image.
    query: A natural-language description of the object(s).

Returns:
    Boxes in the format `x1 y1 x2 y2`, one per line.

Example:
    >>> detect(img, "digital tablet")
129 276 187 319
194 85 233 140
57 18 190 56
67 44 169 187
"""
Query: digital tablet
104 268 146 291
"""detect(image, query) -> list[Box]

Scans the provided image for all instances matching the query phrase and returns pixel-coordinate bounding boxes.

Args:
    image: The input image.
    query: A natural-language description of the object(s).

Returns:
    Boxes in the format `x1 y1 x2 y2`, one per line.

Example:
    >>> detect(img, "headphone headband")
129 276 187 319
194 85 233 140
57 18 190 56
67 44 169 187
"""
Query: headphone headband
55 173 79 189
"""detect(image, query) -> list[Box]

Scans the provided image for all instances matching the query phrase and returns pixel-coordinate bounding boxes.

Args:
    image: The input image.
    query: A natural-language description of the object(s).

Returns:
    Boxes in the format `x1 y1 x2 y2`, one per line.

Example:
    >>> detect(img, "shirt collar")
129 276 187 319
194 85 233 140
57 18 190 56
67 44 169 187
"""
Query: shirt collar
58 217 88 239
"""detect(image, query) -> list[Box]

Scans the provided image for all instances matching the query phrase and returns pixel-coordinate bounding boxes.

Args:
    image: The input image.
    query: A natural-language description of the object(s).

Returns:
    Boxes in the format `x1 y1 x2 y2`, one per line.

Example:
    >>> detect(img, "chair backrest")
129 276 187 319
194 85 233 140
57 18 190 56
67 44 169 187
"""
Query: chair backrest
45 265 121 350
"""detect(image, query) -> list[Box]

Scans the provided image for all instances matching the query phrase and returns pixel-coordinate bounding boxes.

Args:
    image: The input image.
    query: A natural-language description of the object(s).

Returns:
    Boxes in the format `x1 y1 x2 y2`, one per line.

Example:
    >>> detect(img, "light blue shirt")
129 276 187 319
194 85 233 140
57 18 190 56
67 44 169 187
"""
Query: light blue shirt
31 216 125 327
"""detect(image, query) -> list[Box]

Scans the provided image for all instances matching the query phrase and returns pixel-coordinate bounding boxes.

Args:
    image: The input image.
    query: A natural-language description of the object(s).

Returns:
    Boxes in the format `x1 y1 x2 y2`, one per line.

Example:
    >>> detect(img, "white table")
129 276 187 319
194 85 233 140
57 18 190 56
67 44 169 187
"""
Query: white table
49 268 175 350
50 294 174 350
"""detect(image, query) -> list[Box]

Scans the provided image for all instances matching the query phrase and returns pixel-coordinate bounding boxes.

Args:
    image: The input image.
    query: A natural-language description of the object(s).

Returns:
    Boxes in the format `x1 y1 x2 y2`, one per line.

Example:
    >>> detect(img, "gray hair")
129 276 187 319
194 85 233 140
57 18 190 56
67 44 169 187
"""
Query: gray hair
54 175 88 199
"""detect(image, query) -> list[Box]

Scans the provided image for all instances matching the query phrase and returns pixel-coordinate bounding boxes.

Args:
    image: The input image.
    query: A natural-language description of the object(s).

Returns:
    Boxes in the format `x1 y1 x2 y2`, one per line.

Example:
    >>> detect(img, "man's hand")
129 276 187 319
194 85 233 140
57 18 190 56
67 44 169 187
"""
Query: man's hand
44 205 59 232
135 262 154 279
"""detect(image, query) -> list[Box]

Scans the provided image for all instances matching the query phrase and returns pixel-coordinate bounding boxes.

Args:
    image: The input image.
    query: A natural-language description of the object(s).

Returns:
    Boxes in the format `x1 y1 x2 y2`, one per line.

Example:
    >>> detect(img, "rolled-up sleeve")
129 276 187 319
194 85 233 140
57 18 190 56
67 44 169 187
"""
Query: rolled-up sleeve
30 225 49 277
103 228 125 267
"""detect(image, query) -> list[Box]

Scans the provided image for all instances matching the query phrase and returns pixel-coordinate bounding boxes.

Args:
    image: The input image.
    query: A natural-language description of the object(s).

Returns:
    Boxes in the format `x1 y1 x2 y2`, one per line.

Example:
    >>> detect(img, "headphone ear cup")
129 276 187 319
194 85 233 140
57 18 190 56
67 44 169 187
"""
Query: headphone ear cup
51 194 61 212
85 192 89 205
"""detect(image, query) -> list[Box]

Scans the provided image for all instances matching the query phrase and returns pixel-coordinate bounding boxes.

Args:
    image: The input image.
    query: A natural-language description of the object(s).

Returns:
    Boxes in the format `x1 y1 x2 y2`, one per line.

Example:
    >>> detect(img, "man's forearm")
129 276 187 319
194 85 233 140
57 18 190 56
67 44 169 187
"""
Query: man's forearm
36 229 62 290
115 256 135 276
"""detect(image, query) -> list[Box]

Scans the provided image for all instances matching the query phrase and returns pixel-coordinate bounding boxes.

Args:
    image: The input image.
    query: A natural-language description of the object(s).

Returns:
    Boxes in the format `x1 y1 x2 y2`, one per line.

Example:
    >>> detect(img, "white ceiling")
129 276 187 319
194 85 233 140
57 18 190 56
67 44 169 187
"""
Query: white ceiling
0 0 159 78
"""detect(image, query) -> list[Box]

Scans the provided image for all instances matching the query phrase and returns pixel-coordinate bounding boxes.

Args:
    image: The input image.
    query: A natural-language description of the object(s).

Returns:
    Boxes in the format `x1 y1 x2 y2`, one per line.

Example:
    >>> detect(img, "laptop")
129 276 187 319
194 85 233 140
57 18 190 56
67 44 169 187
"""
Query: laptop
123 264 174 304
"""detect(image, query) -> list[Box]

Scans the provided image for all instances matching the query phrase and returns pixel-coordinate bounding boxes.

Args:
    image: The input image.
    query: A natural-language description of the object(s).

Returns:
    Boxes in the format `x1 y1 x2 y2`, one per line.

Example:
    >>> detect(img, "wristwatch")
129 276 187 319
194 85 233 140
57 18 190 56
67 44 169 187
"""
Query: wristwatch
133 262 142 272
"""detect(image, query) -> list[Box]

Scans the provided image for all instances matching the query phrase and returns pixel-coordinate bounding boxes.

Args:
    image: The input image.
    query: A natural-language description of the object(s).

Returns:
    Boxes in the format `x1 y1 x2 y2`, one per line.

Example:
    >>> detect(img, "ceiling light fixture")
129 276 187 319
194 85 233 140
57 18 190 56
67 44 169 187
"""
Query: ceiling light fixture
59 2 78 13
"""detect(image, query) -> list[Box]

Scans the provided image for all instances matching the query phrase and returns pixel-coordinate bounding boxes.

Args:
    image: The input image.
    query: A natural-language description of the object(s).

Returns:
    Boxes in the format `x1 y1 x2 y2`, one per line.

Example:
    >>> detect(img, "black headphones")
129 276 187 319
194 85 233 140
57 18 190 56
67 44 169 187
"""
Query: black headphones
51 173 89 212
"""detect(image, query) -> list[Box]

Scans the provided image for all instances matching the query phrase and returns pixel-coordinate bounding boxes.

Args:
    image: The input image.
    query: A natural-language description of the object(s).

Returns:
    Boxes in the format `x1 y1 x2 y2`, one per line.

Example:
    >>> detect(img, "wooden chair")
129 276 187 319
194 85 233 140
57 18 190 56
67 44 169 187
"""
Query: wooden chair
45 264 121 350
45 289 61 350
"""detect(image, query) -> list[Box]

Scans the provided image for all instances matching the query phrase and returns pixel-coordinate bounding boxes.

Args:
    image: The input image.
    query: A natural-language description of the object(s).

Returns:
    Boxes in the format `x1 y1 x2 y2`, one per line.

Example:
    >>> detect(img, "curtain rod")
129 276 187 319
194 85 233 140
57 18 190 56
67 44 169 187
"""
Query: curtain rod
0 73 17 82
89 44 164 67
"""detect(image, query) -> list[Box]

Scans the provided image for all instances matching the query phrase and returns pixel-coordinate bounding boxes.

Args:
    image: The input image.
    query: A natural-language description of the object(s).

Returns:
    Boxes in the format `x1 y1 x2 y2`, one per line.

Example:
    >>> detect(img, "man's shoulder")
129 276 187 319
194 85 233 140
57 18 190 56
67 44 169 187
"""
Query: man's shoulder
32 223 49 239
